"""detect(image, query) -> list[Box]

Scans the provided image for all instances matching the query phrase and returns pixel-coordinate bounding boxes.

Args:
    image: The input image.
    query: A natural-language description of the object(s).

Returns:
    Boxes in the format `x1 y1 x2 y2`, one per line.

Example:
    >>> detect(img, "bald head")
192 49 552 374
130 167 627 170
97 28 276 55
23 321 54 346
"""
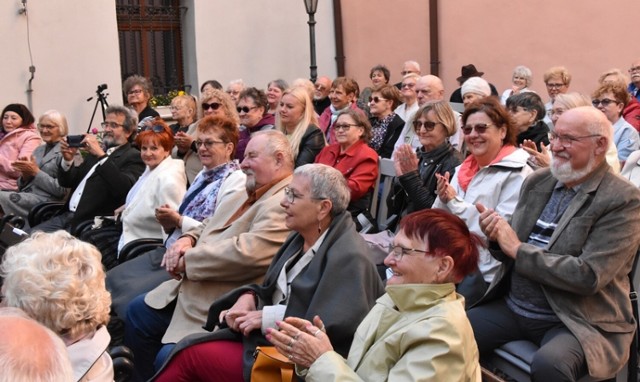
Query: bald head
550 106 610 187
416 75 445 106
0 307 73 382
314 76 332 100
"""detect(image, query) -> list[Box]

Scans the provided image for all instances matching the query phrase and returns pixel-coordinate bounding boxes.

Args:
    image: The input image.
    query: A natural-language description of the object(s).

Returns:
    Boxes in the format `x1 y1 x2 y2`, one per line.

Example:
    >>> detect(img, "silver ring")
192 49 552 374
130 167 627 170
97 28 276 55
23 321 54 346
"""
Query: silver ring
287 339 294 347
287 345 292 352
293 333 300 340
288 353 293 360
313 329 321 337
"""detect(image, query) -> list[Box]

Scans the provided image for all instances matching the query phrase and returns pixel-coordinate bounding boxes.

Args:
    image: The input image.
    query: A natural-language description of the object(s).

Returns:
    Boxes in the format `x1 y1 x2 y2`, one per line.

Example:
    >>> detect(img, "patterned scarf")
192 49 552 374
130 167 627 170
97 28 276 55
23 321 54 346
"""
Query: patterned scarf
457 145 516 192
370 112 396 151
179 160 241 221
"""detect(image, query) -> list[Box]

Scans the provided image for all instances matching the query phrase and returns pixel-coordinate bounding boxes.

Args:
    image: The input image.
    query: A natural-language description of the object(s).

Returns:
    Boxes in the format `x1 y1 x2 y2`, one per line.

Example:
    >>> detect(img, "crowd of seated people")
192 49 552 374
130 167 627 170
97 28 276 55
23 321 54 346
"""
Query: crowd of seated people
4 58 640 381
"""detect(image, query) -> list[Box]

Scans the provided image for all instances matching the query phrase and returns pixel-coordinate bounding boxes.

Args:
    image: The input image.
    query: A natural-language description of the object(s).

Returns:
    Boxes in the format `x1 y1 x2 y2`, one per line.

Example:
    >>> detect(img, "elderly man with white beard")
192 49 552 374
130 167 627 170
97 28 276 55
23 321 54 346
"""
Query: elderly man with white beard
468 106 640 381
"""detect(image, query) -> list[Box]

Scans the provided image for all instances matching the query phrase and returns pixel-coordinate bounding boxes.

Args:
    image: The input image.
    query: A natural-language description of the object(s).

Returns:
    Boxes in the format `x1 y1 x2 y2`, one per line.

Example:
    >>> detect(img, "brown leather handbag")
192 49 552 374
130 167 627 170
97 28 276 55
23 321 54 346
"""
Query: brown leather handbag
250 346 295 382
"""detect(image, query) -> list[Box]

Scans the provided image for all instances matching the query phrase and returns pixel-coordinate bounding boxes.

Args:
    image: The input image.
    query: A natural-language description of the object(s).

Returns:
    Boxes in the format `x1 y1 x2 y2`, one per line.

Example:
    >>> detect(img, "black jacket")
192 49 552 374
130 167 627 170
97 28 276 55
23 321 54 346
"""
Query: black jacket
295 125 326 168
387 142 461 219
58 143 145 229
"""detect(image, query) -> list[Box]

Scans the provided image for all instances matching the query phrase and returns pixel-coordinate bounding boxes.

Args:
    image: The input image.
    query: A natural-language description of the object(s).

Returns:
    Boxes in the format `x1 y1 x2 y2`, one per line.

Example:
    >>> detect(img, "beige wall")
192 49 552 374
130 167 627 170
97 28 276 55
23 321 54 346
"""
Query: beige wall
187 0 337 95
340 0 640 102
1 0 122 134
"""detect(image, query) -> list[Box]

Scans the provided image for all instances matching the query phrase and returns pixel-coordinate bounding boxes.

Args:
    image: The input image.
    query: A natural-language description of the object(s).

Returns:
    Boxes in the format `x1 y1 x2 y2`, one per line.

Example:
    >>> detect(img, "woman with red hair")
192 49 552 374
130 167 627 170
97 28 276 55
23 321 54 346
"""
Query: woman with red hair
269 209 483 381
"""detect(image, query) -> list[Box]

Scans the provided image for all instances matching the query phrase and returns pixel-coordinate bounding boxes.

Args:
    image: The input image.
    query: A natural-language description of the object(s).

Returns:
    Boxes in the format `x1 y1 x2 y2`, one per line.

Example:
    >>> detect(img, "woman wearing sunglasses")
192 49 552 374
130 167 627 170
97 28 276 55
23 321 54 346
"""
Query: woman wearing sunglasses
277 86 326 167
173 89 239 184
388 101 462 223
368 84 404 159
433 97 532 305
268 209 482 382
235 87 275 161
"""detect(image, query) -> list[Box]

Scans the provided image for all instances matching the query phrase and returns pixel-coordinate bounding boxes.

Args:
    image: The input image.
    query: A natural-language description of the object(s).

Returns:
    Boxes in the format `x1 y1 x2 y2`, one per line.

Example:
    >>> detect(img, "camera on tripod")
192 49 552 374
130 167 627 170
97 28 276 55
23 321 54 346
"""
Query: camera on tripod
87 83 110 133
97 84 108 93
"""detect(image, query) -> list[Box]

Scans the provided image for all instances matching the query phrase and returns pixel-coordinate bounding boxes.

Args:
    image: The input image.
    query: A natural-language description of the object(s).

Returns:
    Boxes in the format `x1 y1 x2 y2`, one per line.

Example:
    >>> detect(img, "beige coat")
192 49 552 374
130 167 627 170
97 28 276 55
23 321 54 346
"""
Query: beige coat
145 175 292 343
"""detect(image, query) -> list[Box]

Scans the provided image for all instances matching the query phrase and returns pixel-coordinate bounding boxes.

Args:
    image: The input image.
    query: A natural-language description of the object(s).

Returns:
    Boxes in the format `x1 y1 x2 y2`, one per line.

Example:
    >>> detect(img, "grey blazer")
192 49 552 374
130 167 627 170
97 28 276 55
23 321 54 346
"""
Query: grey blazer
480 161 640 379
0 142 68 218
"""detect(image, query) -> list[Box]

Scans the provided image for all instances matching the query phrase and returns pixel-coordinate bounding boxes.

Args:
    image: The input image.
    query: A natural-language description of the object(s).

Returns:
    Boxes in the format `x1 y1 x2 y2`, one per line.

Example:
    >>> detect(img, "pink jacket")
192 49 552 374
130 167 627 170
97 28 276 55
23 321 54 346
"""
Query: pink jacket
0 124 42 190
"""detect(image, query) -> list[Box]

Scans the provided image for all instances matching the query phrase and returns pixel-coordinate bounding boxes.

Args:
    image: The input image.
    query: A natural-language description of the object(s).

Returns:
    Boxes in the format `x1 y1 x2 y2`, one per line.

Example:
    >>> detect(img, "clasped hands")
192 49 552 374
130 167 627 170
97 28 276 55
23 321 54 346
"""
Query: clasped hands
217 293 262 336
160 236 192 280
266 315 332 368
11 155 39 179
476 203 521 259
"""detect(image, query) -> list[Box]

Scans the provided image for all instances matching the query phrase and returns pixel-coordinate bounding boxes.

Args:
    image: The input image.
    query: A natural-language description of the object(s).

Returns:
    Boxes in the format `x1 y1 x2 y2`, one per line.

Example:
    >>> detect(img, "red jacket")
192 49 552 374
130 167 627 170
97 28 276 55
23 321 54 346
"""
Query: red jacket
315 139 378 202
624 98 640 132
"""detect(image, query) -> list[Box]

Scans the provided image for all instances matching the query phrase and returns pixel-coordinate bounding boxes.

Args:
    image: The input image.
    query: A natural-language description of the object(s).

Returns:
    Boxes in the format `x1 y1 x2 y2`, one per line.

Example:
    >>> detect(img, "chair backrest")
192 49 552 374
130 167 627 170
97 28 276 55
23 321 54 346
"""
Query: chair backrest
375 158 397 230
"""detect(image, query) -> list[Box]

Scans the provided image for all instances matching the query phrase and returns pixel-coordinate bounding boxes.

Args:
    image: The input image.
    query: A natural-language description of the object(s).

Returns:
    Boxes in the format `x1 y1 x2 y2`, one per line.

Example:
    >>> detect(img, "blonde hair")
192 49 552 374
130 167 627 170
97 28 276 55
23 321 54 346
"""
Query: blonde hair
200 89 240 127
276 86 321 162
1 231 111 343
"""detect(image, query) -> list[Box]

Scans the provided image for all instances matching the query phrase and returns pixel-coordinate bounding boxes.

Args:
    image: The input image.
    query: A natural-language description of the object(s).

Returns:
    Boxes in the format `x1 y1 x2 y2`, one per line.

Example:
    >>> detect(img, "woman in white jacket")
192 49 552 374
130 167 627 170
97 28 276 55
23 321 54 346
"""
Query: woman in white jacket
433 97 533 305
117 119 187 251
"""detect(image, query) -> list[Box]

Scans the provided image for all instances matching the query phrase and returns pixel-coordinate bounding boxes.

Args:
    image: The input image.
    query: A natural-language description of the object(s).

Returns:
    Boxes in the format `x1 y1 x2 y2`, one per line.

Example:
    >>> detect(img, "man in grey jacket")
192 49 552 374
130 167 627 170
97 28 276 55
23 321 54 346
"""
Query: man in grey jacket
469 106 640 381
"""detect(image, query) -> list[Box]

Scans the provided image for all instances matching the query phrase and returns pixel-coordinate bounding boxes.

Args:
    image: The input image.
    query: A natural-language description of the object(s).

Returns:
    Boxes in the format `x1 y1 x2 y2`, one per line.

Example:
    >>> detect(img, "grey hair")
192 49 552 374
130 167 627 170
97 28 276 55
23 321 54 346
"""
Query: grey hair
123 74 153 97
253 130 294 170
512 65 533 87
106 105 138 135
229 79 245 87
39 110 69 136
294 164 350 216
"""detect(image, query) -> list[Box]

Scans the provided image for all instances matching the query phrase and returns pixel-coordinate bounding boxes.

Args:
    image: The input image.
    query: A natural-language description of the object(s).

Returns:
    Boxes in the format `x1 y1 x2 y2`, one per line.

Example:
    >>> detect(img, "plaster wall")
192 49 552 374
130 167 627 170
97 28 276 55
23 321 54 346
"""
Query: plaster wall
340 0 639 102
1 0 122 134
186 0 338 96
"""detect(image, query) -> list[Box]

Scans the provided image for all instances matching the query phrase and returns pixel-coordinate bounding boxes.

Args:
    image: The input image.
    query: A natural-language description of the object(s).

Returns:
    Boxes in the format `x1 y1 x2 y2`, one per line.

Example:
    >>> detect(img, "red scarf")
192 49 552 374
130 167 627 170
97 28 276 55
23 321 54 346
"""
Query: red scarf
457 145 517 192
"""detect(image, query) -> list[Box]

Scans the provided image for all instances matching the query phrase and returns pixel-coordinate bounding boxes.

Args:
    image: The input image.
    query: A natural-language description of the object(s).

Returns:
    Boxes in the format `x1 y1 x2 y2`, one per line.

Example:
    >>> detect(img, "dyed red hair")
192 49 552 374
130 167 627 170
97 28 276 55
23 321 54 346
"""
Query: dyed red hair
135 117 174 151
398 209 482 282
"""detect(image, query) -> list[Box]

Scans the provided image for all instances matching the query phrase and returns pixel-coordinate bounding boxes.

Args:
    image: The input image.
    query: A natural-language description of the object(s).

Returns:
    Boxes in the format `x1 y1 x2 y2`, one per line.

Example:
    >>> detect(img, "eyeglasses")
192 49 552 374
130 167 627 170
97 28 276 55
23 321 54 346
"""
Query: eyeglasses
237 106 258 114
629 66 640 73
202 102 221 111
592 98 619 107
333 123 359 131
462 123 493 135
368 96 387 104
415 89 432 96
127 89 143 95
315 84 327 91
401 82 416 89
226 90 241 96
194 139 226 150
169 105 182 111
101 121 124 129
37 123 57 130
400 70 416 76
284 186 325 204
387 244 430 261
547 109 565 118
548 132 601 148
413 120 438 132
545 83 566 89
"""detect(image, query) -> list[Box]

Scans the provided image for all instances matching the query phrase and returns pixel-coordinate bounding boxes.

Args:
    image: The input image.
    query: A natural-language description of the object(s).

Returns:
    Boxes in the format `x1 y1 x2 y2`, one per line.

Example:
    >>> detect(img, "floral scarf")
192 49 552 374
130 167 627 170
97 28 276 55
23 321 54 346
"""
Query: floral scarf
179 160 241 221
370 112 396 152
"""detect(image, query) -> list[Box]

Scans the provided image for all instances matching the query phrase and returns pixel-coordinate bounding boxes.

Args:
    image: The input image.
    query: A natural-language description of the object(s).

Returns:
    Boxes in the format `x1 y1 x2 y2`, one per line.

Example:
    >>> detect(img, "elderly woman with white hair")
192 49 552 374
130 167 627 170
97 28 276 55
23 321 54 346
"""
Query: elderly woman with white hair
151 163 384 381
500 65 534 104
1 231 113 382
0 110 70 223
461 77 492 110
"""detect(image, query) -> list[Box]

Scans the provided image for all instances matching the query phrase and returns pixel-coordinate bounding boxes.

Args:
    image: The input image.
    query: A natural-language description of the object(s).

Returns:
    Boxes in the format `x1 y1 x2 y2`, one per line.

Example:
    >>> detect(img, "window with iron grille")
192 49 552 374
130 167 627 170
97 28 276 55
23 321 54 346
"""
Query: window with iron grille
116 0 189 99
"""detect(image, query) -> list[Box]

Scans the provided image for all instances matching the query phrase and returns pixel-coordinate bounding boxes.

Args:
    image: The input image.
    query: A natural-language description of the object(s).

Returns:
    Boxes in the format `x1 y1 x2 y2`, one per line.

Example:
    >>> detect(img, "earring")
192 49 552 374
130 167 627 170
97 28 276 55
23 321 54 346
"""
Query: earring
317 220 322 234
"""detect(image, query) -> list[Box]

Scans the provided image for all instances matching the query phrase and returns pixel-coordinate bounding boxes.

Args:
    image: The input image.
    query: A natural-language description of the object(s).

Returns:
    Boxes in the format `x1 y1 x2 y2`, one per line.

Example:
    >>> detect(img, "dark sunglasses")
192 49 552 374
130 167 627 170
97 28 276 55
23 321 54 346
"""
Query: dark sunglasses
462 123 493 135
591 98 619 107
202 102 221 111
413 120 438 131
236 106 257 114
368 96 387 104
137 124 164 133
